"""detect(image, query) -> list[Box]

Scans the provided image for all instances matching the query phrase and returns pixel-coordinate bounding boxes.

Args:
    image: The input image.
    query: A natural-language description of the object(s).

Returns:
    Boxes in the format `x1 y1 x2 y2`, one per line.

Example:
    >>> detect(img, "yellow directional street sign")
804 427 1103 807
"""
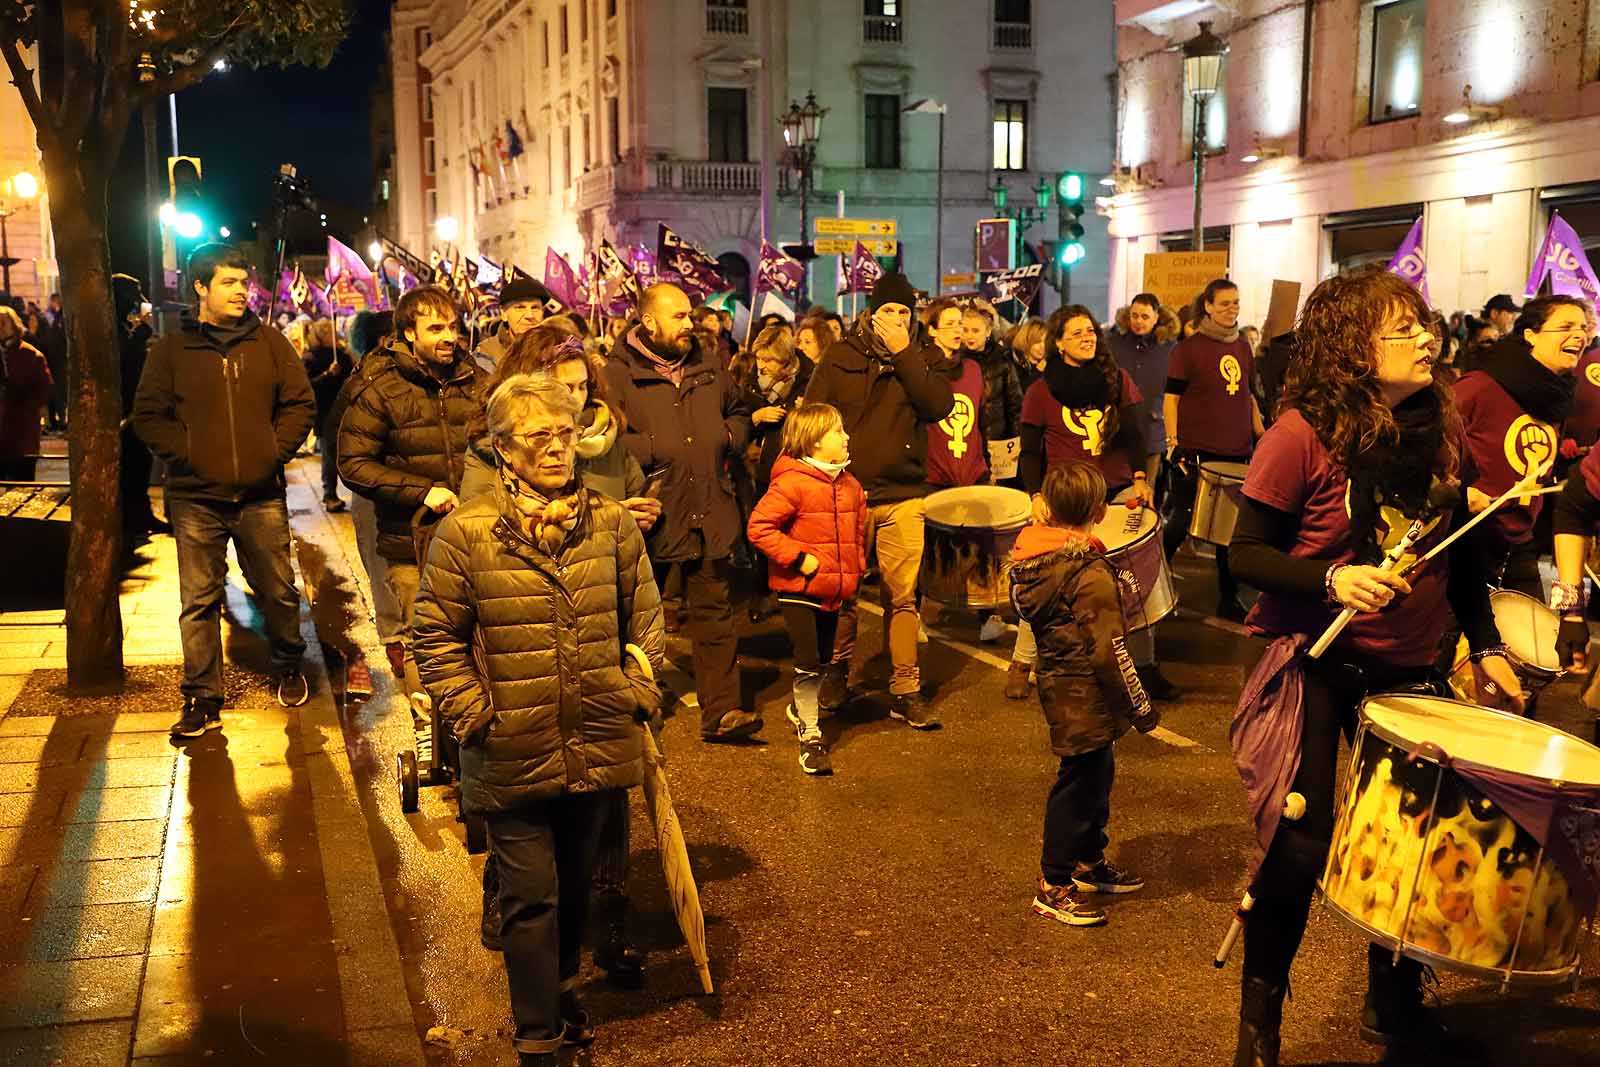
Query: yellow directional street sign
814 218 898 237
814 237 898 256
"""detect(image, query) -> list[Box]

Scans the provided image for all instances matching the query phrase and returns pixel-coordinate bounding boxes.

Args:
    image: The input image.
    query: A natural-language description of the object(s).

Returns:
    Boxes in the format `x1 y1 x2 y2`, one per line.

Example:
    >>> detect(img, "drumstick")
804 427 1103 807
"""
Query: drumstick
1214 891 1254 968
1402 471 1549 579
1308 508 1437 660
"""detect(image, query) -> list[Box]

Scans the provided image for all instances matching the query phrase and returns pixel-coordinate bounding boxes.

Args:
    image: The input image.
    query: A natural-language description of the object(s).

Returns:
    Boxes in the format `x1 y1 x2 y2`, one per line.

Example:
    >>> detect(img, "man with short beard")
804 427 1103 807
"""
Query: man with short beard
340 286 487 755
604 283 758 741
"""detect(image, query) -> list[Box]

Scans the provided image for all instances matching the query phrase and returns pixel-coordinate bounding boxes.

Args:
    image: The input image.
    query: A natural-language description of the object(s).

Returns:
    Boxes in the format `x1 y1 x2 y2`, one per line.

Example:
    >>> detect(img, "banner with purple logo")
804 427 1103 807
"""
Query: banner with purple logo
598 240 639 315
1385 217 1429 303
840 241 885 296
756 241 805 299
657 224 727 300
379 234 433 285
981 264 1043 306
326 237 382 313
1526 212 1600 303
246 270 272 316
545 248 582 308
630 245 659 290
304 276 333 318
274 266 310 316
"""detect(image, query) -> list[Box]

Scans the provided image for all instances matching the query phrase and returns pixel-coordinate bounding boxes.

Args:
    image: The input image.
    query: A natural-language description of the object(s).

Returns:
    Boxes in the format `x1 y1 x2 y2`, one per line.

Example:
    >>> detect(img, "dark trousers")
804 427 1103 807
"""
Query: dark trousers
318 424 340 501
1040 744 1115 884
119 424 156 535
1242 653 1433 986
653 553 740 728
169 496 306 703
0 457 37 481
590 788 631 898
1161 449 1240 603
488 791 611 1055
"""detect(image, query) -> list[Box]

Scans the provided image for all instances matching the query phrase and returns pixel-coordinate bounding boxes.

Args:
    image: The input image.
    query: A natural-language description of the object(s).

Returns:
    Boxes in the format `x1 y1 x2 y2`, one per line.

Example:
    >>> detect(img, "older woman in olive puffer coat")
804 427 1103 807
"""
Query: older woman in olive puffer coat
413 373 664 1067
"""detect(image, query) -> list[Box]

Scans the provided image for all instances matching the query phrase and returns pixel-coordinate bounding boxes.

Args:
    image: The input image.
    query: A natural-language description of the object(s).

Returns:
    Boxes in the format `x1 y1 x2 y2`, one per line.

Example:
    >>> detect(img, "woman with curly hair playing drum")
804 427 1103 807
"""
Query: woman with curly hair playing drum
1227 268 1522 1066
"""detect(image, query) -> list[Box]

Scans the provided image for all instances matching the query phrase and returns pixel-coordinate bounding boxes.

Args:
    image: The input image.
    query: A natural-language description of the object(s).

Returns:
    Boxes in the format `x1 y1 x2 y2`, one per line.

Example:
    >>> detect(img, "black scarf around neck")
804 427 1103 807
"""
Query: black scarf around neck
1345 388 1446 565
1478 338 1576 426
1043 357 1112 410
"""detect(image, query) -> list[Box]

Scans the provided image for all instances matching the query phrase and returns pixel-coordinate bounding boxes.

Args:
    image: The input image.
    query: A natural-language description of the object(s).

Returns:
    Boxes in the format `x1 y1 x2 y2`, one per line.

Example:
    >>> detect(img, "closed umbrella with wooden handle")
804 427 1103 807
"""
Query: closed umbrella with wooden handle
624 643 714 994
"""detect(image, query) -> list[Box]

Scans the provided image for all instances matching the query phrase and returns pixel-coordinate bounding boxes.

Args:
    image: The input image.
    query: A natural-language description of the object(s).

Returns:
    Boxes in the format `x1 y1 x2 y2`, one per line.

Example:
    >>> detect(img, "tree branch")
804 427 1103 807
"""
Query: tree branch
1 38 55 153
137 35 232 104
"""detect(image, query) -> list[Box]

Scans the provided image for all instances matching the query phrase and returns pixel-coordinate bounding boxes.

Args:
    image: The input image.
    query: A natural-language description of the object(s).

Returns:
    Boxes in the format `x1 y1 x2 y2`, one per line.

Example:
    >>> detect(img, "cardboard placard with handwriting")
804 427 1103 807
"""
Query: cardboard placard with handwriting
1262 280 1302 341
1142 251 1230 314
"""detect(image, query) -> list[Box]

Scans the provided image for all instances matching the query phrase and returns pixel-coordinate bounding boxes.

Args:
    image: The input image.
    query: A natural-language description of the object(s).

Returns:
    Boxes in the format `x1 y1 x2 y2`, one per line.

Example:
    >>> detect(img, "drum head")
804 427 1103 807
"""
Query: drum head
1200 461 1250 482
1489 589 1562 674
1362 694 1600 785
1093 496 1158 549
924 486 1031 529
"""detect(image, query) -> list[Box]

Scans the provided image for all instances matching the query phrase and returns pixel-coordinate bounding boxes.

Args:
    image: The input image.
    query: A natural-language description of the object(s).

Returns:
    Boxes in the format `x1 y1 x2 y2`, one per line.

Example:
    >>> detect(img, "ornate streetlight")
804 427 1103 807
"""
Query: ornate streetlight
781 90 827 307
989 172 1053 268
1183 20 1227 252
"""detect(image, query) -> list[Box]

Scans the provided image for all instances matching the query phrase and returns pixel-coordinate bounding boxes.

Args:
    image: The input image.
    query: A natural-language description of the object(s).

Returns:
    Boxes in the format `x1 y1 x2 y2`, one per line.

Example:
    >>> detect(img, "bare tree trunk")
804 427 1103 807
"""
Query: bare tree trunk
42 144 126 691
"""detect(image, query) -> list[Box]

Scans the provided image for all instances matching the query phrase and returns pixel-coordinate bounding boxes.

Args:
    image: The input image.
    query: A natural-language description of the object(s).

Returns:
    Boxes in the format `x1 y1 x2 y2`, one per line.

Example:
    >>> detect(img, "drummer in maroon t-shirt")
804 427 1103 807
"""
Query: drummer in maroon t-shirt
1161 278 1265 621
1226 269 1518 1067
1008 305 1181 700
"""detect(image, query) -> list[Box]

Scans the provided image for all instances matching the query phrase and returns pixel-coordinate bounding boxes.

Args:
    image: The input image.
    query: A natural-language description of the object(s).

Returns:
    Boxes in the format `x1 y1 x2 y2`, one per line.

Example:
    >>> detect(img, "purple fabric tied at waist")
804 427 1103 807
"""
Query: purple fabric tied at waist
1229 634 1308 880
1410 740 1600 923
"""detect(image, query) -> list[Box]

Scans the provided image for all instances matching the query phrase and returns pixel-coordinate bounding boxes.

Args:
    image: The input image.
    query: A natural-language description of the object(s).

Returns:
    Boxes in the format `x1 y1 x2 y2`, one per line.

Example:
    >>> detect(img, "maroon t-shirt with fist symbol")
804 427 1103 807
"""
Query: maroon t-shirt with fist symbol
1022 368 1143 491
925 357 989 488
1454 369 1559 548
1167 333 1255 458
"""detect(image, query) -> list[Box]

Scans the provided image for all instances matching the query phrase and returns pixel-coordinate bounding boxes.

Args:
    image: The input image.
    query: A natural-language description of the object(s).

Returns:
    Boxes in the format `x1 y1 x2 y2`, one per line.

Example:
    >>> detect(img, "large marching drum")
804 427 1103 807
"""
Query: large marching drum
1189 460 1250 546
1096 491 1177 631
921 486 1033 610
1320 694 1600 987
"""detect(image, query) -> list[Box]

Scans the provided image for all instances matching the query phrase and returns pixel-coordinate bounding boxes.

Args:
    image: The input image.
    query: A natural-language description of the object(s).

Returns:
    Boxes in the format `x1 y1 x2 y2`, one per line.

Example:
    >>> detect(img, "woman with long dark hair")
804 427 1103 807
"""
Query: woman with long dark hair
1227 268 1520 1066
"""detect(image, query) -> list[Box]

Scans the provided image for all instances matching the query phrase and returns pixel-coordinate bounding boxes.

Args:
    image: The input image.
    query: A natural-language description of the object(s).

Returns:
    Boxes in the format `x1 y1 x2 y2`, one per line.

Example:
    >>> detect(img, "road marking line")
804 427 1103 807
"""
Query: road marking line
854 601 1204 750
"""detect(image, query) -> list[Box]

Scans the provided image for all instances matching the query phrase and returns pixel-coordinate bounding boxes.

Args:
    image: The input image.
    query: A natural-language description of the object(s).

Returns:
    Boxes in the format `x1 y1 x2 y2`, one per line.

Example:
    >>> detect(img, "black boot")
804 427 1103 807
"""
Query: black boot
592 890 646 987
1360 945 1484 1061
1233 976 1285 1067
480 853 502 951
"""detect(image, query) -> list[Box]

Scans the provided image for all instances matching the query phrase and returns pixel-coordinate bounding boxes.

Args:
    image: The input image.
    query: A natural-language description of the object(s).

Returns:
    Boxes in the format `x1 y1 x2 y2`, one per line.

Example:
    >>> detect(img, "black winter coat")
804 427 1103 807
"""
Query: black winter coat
976 341 1025 442
337 337 487 563
132 311 316 503
413 485 665 815
602 326 753 562
1009 527 1156 757
803 320 955 504
739 355 814 487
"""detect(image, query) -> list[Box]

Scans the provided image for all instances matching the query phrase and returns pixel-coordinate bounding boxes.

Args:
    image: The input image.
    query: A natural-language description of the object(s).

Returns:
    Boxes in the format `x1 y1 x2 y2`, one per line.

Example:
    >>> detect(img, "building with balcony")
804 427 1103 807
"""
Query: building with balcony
0 58 54 306
389 0 1115 313
1107 0 1600 327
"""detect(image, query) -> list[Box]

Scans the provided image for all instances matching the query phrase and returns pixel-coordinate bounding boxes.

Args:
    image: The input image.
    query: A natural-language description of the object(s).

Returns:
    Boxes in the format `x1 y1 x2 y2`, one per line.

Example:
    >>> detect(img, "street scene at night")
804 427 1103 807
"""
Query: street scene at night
8 1 1600 1065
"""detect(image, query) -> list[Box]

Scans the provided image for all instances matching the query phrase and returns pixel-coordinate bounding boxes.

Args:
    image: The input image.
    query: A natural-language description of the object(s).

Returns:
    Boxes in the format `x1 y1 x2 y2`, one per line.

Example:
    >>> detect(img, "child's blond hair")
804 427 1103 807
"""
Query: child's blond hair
1040 463 1106 527
778 402 843 459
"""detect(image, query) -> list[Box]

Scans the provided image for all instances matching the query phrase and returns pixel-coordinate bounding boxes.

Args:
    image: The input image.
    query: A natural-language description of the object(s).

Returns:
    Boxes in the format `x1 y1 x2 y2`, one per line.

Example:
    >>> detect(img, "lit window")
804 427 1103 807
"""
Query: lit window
1371 0 1425 122
381 178 391 201
992 99 1026 171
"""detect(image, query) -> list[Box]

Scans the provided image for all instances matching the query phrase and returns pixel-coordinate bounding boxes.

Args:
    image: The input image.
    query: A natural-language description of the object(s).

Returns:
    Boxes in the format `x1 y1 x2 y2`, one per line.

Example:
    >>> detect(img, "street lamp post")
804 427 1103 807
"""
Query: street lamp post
0 171 41 294
1183 21 1226 252
904 99 946 291
781 91 827 309
990 172 1053 268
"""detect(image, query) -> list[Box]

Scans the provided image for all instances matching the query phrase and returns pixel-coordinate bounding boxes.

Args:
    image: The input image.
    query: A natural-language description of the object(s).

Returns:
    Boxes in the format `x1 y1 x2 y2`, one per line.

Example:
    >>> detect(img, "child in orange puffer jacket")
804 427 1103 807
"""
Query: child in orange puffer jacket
747 403 868 777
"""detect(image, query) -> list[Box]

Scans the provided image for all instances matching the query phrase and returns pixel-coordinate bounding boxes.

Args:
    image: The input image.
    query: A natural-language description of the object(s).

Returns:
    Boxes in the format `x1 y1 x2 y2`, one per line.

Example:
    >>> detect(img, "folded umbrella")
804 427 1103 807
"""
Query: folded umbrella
624 643 714 994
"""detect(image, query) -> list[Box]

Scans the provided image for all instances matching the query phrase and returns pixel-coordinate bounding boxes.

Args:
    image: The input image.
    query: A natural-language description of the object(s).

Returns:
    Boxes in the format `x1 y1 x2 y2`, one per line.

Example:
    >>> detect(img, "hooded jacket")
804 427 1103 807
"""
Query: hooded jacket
412 482 664 815
803 318 955 504
974 339 1026 443
1008 524 1156 757
602 325 752 562
746 455 869 611
337 335 488 562
132 311 316 503
1109 306 1180 455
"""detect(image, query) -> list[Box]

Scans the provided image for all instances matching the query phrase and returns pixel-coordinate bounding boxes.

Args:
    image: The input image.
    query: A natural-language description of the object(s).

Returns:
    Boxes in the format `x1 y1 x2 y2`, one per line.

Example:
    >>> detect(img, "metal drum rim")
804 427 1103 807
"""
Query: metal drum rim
1317 901 1579 986
1359 692 1600 786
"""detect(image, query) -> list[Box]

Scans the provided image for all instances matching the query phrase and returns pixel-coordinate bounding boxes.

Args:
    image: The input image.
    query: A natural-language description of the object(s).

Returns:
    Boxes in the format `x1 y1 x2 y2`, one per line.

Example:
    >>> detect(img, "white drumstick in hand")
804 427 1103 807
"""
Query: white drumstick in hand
1403 469 1552 579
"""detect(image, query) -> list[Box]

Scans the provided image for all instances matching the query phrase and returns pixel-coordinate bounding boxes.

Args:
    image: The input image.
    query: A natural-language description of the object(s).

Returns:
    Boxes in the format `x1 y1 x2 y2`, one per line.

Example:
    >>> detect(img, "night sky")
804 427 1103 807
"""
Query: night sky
109 0 392 281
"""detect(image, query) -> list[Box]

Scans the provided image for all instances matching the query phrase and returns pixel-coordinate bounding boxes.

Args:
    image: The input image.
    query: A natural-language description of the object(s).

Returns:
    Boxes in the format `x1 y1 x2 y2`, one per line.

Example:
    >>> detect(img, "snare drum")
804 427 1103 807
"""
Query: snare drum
1189 461 1250 545
921 486 1032 610
1096 490 1177 630
1321 694 1599 986
1448 590 1564 704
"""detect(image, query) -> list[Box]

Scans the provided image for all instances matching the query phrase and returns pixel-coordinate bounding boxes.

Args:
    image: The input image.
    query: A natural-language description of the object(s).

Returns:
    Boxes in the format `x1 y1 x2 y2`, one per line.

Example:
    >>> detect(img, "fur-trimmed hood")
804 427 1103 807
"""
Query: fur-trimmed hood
1114 304 1181 345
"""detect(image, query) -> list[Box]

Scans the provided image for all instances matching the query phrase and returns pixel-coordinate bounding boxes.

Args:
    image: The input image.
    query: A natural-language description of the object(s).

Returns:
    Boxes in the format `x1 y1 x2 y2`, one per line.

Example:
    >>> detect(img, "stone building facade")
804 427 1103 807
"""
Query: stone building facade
0 53 54 306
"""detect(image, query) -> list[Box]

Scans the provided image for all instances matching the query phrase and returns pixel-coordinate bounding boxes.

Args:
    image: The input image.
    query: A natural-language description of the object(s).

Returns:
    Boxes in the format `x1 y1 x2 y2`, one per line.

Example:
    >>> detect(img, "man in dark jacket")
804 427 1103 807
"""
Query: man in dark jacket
132 243 317 733
805 272 955 727
475 275 555 373
603 282 758 742
339 287 485 730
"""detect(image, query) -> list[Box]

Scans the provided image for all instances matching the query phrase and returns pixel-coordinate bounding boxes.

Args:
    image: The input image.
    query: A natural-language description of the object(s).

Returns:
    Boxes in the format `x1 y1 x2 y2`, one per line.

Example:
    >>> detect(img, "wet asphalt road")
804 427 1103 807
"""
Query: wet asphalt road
287 476 1600 1067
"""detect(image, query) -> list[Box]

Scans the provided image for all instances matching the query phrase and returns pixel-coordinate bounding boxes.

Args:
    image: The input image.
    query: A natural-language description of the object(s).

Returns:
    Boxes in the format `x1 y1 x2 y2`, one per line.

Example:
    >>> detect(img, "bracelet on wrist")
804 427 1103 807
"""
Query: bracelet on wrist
1324 564 1347 606
1468 644 1510 664
1550 581 1585 615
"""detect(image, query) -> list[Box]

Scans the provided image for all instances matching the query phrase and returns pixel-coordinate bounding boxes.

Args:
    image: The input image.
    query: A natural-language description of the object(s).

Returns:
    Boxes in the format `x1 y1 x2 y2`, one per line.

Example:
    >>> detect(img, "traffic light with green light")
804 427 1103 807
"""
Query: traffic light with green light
167 156 205 240
1057 172 1087 262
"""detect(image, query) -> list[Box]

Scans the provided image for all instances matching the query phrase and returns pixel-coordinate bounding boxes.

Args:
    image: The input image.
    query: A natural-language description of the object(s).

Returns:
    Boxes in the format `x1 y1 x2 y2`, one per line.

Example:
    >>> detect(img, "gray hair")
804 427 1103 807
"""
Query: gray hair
486 373 582 443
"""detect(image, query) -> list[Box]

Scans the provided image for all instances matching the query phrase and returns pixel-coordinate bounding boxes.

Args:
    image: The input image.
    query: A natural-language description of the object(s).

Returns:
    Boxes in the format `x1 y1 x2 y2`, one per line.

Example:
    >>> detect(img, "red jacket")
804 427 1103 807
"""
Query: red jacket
747 455 868 611
0 340 52 461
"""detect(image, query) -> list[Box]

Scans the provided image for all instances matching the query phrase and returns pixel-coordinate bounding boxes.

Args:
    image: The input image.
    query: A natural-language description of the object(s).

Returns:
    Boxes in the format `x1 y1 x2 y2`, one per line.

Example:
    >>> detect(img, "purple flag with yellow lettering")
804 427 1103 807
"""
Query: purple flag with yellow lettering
1526 212 1600 303
1385 217 1429 304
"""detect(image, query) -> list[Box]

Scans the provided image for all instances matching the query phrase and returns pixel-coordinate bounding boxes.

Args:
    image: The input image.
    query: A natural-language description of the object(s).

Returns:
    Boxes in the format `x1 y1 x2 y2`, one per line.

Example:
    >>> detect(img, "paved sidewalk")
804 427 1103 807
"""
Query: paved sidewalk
0 470 423 1066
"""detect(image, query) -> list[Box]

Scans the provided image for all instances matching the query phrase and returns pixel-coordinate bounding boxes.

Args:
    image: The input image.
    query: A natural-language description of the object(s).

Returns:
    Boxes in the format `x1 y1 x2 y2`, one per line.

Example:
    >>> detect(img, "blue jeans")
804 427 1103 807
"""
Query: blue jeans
169 496 306 703
487 791 611 1055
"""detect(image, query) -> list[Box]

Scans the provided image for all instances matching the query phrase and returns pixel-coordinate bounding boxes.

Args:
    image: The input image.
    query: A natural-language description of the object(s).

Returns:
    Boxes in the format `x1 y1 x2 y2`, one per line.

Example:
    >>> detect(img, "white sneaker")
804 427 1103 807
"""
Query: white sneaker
978 616 1012 643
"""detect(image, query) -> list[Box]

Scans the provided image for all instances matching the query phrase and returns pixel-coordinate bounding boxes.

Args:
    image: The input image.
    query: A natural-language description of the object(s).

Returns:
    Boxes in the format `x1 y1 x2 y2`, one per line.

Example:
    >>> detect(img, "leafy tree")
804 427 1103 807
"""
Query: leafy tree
0 1 347 688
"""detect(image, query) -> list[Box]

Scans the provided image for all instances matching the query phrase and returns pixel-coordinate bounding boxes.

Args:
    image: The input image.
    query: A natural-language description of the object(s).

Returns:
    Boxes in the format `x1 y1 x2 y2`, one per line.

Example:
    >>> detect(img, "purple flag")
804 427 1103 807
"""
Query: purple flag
246 270 271 316
1385 217 1430 304
326 237 381 314
756 241 805 298
839 241 885 296
981 264 1043 306
657 224 727 300
630 245 659 290
545 248 581 307
379 234 433 285
1526 212 1600 303
598 239 639 315
275 266 310 316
